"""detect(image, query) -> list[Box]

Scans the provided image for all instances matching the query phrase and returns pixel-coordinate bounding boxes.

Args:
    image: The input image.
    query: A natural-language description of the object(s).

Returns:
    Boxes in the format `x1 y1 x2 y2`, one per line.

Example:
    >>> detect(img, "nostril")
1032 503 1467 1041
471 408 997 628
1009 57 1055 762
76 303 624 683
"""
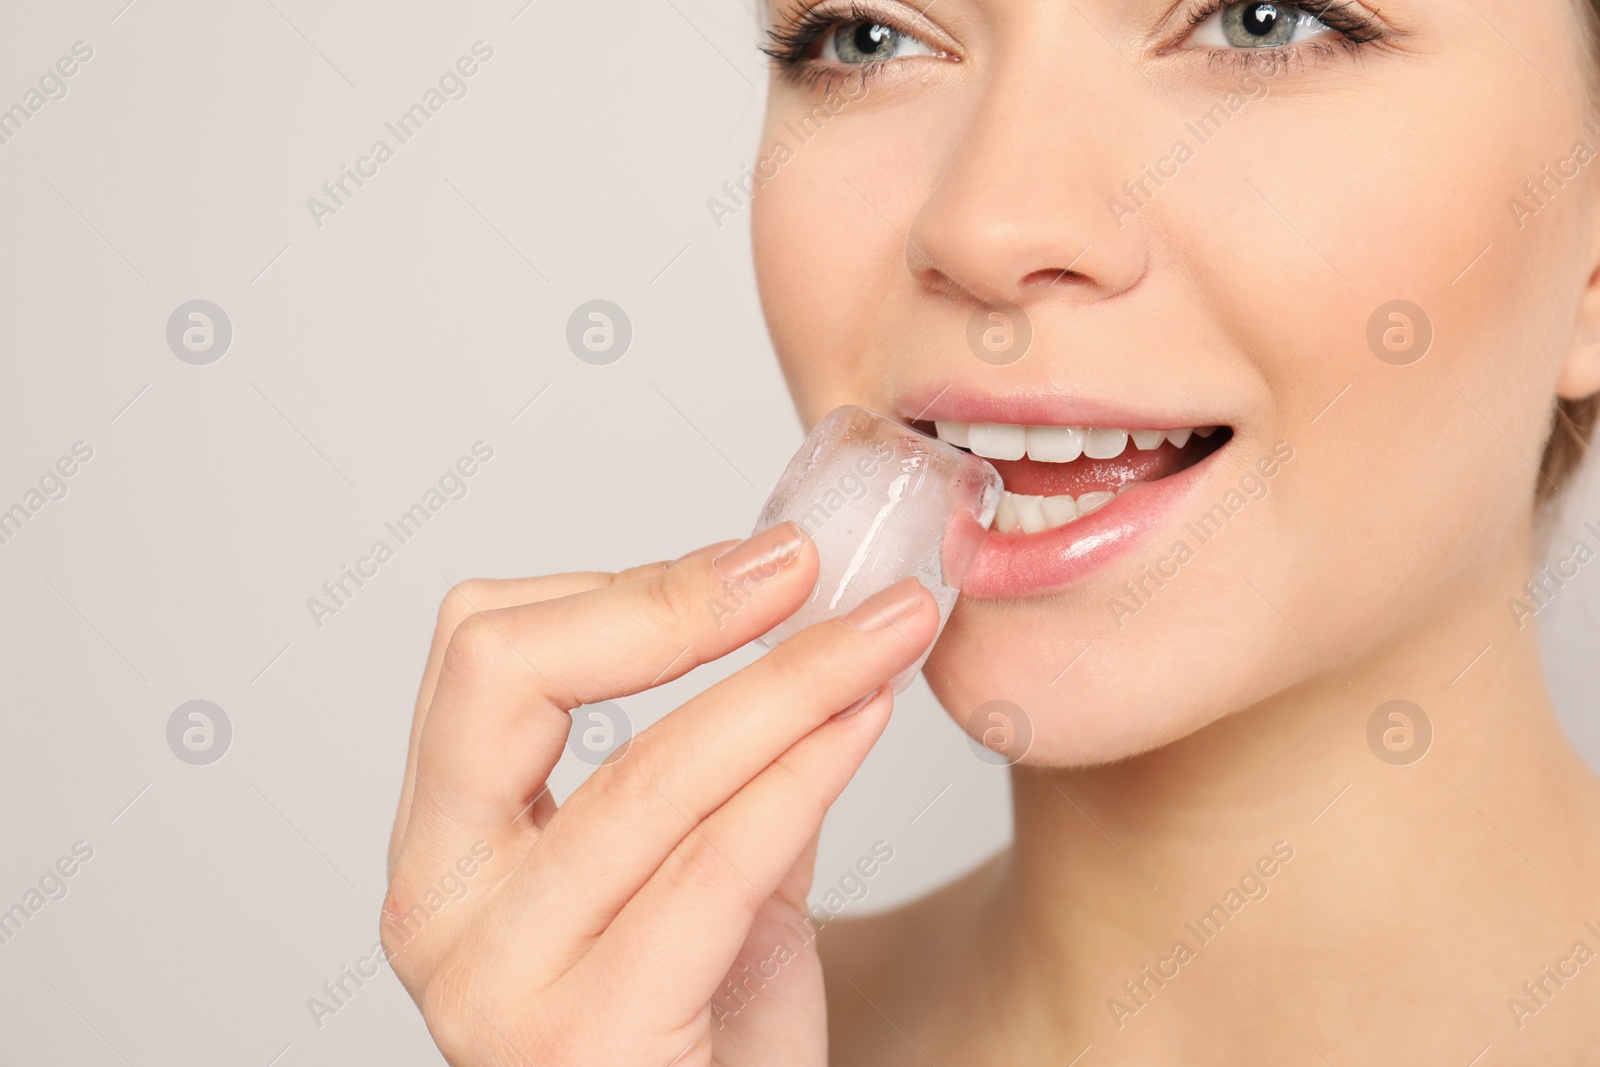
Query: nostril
915 265 976 305
1021 268 1090 288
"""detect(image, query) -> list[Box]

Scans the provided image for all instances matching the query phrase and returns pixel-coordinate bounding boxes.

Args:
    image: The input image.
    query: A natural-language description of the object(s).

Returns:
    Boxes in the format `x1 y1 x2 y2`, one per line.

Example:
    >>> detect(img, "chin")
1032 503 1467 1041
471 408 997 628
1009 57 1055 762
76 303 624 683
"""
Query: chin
922 585 1284 767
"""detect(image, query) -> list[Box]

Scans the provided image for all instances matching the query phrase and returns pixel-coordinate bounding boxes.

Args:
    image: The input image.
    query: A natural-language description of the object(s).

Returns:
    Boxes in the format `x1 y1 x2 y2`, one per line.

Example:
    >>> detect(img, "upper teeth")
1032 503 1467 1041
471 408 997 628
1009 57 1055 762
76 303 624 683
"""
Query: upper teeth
935 422 1213 462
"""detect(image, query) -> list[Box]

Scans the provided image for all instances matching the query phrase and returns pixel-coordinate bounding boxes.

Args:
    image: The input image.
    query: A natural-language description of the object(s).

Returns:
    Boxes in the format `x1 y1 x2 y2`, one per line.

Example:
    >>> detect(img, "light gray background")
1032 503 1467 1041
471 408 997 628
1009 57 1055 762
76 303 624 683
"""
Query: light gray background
0 2 1596 1064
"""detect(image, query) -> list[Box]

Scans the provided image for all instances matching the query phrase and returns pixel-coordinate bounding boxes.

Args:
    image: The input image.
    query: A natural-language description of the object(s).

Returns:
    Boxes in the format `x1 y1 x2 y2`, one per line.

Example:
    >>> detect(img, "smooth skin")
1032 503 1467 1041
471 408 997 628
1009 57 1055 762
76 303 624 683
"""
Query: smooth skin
750 0 1600 1063
389 0 1600 1063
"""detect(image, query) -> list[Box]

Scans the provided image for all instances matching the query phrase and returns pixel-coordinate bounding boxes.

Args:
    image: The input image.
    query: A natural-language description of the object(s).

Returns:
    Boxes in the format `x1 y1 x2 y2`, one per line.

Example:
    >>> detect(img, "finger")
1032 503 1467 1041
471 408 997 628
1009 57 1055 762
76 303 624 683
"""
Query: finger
572 688 896 1027
388 561 680 875
392 525 818 905
496 577 936 960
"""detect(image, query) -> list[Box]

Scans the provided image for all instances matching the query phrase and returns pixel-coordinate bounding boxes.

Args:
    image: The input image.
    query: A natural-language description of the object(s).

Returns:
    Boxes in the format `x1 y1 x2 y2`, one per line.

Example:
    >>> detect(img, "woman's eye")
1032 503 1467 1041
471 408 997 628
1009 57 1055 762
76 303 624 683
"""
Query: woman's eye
1187 2 1335 50
824 20 935 65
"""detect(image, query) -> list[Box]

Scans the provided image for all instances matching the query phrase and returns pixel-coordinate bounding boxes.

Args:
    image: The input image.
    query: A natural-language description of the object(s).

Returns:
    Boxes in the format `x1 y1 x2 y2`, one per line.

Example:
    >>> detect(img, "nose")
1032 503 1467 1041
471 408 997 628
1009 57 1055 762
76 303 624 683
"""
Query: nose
905 41 1152 309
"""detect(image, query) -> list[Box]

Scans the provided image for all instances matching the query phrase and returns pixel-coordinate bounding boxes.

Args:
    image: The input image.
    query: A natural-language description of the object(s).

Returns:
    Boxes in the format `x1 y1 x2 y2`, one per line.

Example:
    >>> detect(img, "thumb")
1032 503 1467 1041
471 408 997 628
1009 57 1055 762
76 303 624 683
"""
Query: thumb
772 830 822 914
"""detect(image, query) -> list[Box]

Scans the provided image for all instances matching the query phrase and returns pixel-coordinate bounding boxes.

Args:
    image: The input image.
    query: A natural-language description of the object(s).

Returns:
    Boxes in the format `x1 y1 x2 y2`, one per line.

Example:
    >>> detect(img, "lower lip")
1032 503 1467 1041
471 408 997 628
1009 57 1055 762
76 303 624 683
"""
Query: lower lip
961 445 1226 599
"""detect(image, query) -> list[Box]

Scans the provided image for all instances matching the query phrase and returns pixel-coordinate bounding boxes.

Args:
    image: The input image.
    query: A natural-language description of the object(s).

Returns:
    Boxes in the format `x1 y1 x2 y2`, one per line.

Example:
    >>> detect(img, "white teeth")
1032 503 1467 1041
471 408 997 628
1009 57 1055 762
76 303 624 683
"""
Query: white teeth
1026 425 1085 463
1012 494 1047 534
992 490 1098 533
967 423 1027 461
1077 490 1115 516
994 491 1018 534
1041 494 1078 526
932 416 1226 538
935 421 970 448
1130 429 1166 451
933 421 1219 462
1083 427 1129 460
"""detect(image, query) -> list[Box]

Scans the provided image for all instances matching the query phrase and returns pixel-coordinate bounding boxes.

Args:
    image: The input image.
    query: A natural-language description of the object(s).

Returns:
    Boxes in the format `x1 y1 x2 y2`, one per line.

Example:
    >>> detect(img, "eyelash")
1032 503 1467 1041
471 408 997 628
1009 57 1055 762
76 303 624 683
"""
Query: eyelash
761 2 918 90
1180 0 1387 73
762 0 1389 88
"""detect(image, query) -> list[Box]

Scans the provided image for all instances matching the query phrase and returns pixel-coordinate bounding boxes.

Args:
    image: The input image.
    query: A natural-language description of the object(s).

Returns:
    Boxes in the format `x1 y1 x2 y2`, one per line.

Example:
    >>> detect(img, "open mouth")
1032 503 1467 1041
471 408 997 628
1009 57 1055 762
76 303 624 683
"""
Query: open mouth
912 419 1235 535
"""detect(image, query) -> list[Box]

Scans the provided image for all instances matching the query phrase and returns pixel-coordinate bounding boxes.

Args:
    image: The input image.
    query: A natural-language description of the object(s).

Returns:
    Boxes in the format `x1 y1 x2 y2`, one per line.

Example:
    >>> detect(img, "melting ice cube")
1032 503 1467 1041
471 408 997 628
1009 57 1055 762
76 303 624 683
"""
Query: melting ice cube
752 406 1001 692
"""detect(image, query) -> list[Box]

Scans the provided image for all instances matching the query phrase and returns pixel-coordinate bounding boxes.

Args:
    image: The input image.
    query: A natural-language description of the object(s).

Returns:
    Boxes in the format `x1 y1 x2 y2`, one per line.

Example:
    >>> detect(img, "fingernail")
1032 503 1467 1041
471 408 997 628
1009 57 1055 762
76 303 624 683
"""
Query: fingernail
712 522 807 582
832 686 885 721
840 577 925 632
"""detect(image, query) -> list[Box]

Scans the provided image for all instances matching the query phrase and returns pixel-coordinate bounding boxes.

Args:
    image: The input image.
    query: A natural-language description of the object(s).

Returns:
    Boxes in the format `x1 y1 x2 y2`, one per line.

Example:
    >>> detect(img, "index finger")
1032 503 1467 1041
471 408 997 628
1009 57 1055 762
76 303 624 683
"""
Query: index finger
388 561 688 874
392 524 818 878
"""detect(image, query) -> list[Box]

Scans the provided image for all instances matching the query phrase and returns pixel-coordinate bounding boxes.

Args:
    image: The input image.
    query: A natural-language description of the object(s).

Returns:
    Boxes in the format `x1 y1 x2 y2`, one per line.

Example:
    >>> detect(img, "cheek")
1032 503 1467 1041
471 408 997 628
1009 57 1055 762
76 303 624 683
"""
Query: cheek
754 14 1597 765
1153 55 1588 627
752 93 958 419
932 87 1594 762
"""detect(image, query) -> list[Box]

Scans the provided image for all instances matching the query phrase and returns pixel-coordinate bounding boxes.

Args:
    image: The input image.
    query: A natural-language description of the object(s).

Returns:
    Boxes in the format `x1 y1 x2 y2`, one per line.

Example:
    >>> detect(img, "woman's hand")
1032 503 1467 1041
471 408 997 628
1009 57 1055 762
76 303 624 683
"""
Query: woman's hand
381 522 938 1066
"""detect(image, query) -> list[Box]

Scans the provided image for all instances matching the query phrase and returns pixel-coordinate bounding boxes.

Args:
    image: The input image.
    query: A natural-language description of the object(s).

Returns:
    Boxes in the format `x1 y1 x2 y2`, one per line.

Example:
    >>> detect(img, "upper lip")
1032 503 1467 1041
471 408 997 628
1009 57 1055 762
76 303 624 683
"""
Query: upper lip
896 384 1231 431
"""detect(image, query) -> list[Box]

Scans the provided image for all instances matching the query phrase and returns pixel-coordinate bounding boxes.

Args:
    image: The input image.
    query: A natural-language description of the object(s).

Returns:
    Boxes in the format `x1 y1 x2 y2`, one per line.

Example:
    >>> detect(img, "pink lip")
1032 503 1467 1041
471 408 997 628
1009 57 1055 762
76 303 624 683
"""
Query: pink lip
959 439 1228 600
899 385 1225 433
892 384 1233 597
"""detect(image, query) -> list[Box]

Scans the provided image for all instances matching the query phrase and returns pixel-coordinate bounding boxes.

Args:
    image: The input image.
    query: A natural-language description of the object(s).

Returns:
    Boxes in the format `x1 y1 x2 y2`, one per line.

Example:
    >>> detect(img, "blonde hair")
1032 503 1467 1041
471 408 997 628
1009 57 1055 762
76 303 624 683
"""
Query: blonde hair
1535 0 1600 504
1543 398 1597 504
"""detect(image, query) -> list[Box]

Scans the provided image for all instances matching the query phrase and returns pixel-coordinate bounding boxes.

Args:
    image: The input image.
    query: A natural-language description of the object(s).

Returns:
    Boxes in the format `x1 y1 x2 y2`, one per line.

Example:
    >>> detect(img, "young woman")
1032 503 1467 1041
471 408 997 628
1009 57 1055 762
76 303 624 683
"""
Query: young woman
382 0 1600 1061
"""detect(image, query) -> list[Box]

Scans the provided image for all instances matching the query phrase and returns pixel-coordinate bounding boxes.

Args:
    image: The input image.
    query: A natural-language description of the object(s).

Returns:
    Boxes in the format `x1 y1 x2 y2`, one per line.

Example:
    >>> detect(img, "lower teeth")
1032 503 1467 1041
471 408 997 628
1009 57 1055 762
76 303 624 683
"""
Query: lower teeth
994 485 1135 534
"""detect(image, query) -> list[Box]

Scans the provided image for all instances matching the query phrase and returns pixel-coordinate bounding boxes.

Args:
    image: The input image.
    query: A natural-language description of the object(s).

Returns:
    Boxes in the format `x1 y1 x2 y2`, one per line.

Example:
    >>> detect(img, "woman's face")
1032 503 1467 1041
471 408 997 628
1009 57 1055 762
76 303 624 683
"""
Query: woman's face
751 0 1600 764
